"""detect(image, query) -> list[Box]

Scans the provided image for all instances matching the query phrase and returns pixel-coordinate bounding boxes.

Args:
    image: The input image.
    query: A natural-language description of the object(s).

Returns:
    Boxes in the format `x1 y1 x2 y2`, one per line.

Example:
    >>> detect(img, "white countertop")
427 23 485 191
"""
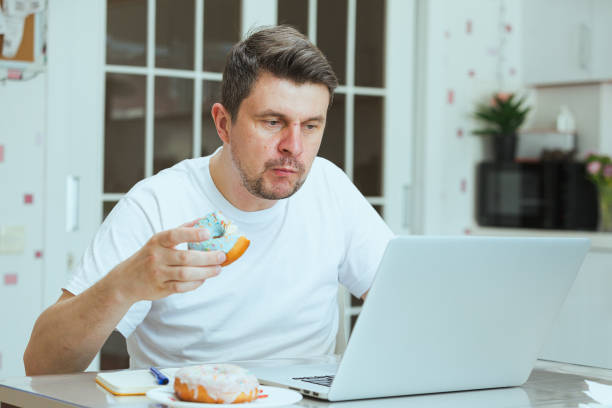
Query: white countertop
2 359 612 407
471 226 612 252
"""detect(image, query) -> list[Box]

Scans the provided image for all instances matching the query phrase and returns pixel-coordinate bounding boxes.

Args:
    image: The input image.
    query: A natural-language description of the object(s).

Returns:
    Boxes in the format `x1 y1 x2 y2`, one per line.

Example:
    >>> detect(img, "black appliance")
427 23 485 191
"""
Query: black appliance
476 161 598 230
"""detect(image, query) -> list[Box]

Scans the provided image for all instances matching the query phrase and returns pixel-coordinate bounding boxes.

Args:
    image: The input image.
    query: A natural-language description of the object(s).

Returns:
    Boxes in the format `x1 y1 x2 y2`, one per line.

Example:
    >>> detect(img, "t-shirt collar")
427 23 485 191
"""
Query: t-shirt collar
202 149 286 226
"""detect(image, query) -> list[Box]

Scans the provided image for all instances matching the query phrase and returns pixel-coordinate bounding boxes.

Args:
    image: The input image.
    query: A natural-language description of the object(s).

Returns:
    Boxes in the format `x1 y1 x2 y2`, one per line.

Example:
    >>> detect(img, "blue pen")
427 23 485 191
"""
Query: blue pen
149 367 169 385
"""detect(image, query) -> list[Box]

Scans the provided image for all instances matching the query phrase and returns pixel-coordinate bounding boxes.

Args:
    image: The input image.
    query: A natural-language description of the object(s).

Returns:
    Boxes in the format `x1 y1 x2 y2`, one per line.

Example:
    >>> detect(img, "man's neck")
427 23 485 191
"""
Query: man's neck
209 147 278 212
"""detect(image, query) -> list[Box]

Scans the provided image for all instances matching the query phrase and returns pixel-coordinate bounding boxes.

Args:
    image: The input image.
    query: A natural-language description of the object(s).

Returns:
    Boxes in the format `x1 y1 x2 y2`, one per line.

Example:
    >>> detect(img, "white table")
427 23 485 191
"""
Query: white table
2 359 612 407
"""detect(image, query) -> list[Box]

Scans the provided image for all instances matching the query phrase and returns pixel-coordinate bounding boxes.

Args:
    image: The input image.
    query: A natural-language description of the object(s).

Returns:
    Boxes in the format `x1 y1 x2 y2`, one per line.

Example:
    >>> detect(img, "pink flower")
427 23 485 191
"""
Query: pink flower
604 165 612 178
587 161 602 175
496 92 512 102
489 92 512 107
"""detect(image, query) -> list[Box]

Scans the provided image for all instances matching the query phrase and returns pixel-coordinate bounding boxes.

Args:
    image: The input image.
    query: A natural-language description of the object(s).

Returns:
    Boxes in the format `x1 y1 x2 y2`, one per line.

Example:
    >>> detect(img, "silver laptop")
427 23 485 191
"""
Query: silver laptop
253 236 590 401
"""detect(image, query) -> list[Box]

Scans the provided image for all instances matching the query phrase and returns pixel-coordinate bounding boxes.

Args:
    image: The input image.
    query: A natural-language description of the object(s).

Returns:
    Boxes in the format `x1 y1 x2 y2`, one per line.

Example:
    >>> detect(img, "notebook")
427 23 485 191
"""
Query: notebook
95 367 178 396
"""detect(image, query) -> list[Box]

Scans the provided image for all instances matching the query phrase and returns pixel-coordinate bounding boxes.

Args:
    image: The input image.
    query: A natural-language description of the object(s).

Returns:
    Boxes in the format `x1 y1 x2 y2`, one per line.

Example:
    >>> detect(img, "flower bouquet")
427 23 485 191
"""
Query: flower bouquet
585 153 612 232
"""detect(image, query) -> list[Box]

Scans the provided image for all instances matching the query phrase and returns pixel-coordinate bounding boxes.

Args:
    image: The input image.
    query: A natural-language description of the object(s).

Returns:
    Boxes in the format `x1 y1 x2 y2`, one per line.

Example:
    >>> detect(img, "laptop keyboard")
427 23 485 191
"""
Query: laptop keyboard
292 375 335 387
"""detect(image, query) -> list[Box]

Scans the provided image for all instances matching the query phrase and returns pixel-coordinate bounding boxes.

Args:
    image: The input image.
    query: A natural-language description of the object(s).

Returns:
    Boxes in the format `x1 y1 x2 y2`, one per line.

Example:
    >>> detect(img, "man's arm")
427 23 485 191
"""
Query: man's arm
23 225 225 375
24 282 134 375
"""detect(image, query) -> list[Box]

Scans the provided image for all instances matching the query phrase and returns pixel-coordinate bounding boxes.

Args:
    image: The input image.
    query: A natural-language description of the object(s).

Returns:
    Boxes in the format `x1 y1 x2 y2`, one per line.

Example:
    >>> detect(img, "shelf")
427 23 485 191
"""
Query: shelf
470 226 612 252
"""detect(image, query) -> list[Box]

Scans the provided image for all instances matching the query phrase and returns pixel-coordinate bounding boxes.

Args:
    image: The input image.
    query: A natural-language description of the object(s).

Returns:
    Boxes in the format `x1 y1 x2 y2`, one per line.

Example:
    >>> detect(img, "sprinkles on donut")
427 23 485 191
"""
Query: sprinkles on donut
188 211 250 266
173 363 260 403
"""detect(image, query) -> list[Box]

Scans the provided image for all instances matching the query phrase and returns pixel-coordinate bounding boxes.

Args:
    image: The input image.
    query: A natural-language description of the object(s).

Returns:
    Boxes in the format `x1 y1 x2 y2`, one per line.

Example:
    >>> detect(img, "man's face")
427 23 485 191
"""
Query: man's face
227 72 329 200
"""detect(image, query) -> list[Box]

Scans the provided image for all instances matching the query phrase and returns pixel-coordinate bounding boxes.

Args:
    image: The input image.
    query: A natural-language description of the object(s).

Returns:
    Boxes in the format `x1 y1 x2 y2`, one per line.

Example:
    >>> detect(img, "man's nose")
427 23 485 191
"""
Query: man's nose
279 122 303 156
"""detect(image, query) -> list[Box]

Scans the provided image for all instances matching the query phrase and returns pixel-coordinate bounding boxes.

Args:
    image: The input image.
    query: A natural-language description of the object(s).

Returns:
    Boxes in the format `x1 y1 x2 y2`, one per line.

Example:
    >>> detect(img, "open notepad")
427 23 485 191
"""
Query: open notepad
95 367 179 396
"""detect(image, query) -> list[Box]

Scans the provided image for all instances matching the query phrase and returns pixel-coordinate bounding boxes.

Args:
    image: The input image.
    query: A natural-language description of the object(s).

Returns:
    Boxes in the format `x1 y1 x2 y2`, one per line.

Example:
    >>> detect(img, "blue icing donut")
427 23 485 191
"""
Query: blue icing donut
188 211 240 253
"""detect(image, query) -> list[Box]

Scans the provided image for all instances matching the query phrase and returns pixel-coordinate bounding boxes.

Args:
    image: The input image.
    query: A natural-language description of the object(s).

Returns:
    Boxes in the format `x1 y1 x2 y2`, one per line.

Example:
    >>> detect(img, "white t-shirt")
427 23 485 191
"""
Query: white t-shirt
65 154 393 368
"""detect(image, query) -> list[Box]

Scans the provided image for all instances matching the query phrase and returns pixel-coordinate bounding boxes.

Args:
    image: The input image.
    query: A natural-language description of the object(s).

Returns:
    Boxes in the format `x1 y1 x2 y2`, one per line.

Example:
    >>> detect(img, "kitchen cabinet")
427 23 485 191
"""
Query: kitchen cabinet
590 0 612 81
523 0 612 85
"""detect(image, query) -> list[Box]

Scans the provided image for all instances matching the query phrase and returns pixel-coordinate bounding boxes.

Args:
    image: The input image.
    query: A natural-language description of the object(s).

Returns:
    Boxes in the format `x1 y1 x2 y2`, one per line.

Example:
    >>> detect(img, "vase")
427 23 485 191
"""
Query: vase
598 185 612 232
492 133 517 162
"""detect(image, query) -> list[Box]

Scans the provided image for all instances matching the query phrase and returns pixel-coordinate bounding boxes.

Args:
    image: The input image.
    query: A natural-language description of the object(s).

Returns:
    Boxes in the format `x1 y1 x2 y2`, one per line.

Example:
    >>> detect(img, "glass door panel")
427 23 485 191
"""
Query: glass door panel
153 77 194 174
319 94 346 170
277 0 309 35
104 73 146 193
155 0 195 70
353 95 383 196
372 204 383 217
317 0 348 85
203 0 241 72
201 80 223 156
103 201 119 221
106 0 147 66
355 0 385 87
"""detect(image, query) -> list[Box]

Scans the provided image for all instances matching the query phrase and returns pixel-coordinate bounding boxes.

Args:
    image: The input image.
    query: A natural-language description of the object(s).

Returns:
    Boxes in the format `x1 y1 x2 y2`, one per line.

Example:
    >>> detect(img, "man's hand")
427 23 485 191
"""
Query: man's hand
23 219 227 375
110 220 226 304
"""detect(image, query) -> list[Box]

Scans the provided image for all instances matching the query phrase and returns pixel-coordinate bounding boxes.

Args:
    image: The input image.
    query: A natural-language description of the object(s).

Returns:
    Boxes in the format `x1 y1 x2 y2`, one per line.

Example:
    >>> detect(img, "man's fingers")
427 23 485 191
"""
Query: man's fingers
165 249 226 267
156 227 209 248
167 280 206 294
166 265 221 282
180 218 202 228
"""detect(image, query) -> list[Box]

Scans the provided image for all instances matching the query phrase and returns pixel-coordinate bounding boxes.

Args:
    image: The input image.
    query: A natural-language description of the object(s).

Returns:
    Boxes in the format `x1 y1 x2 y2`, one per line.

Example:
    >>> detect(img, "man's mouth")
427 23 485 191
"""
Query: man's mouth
271 167 298 176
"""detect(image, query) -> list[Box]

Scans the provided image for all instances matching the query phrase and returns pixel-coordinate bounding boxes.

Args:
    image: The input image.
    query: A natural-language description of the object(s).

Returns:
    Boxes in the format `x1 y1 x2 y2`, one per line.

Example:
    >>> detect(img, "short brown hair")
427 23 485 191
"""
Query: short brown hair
221 25 338 121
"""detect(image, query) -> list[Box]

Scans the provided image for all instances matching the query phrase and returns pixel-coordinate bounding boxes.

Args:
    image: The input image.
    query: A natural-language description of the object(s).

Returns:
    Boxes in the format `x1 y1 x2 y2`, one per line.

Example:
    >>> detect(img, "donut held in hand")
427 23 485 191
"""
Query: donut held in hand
173 363 260 403
188 211 250 266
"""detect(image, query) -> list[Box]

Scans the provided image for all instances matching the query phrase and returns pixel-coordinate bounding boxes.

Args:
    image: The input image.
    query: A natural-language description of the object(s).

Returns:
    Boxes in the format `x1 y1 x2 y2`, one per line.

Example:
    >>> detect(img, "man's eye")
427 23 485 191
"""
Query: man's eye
266 120 280 126
305 124 318 130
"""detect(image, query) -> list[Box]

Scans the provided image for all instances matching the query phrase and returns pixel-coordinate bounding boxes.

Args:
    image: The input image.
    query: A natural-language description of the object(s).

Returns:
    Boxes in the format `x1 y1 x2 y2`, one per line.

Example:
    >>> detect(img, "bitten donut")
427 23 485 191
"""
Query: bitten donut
187 211 250 266
173 364 260 404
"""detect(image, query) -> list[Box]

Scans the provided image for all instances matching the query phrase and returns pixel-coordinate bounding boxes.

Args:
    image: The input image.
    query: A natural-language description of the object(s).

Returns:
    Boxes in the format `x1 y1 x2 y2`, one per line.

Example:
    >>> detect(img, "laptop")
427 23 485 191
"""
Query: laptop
252 236 590 401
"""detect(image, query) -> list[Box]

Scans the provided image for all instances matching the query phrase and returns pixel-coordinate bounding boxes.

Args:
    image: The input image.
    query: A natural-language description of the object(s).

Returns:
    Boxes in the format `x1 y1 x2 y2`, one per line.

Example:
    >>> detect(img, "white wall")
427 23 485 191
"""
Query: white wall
414 0 523 235
0 74 46 377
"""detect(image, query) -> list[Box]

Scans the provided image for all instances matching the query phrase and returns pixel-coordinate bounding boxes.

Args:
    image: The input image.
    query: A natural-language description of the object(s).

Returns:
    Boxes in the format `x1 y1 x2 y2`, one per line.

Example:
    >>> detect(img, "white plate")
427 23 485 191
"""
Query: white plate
146 385 302 407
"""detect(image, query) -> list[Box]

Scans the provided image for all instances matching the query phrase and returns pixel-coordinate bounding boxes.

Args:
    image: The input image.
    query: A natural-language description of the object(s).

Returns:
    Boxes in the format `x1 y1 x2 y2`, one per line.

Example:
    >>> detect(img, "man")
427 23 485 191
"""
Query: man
24 25 393 374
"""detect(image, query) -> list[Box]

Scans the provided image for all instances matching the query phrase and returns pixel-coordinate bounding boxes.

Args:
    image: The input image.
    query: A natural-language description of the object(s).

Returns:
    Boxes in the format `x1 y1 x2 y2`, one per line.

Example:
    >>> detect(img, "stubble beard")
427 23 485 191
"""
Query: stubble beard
231 146 307 200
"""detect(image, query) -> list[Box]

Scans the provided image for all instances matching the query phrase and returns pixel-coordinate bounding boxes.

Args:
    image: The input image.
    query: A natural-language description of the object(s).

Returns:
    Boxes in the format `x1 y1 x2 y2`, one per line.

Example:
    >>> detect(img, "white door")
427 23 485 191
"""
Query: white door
48 0 415 363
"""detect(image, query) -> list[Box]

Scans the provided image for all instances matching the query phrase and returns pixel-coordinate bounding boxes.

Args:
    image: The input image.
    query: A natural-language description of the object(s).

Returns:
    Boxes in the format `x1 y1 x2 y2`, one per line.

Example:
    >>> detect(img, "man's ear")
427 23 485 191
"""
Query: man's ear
211 103 232 144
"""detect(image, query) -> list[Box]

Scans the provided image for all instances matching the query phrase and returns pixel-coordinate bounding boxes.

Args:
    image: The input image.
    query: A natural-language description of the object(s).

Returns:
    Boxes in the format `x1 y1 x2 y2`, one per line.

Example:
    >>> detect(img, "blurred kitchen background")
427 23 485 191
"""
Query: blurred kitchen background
1 0 611 378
